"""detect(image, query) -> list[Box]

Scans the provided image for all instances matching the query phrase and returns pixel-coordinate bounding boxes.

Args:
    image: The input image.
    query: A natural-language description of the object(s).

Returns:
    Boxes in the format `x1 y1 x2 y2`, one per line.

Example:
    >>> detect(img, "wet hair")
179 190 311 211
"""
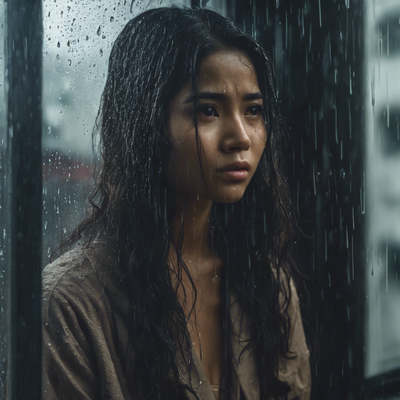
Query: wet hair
65 6 296 400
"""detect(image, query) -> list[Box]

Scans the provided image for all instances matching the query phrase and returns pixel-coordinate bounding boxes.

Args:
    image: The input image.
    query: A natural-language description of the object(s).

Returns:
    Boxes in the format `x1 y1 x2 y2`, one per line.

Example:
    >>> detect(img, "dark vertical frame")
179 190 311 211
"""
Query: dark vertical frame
6 0 43 398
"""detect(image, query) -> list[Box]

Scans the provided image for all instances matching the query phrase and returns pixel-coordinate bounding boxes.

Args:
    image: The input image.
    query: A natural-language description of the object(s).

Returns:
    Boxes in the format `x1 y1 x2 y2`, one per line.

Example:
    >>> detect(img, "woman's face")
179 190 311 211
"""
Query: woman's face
166 49 267 204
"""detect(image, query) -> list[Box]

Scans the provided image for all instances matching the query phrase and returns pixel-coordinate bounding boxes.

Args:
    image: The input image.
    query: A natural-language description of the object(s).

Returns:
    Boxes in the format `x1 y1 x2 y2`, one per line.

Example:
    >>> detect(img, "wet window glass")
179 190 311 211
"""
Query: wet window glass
42 0 189 263
3 0 400 399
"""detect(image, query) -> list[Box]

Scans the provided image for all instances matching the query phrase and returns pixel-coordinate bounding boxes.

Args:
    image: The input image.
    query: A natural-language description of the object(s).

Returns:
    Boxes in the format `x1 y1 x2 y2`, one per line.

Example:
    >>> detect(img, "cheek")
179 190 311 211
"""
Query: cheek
166 136 203 186
258 123 268 142
253 127 267 160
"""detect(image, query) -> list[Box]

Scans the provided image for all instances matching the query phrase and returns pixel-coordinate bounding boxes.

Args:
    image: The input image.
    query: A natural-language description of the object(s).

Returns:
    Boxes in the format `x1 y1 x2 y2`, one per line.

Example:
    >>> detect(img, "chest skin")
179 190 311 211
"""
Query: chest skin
177 256 224 390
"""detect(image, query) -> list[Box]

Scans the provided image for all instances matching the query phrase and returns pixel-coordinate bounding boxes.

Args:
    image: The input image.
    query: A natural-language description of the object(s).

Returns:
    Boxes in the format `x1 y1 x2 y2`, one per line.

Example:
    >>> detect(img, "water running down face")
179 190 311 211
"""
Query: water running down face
166 50 267 204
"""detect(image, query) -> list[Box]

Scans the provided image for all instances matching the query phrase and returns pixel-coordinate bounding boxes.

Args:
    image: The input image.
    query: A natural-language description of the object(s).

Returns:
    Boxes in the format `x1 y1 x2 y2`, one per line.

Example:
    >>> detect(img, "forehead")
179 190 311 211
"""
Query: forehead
197 50 260 92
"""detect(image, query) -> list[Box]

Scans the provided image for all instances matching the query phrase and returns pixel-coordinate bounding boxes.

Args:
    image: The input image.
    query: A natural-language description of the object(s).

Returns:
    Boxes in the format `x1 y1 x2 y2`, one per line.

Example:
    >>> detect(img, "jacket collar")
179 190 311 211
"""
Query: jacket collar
178 295 260 400
229 295 260 400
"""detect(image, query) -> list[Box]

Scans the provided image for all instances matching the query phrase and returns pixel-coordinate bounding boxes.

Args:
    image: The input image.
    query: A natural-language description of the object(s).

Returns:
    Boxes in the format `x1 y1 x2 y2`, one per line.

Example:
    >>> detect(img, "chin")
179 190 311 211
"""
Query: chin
212 191 246 204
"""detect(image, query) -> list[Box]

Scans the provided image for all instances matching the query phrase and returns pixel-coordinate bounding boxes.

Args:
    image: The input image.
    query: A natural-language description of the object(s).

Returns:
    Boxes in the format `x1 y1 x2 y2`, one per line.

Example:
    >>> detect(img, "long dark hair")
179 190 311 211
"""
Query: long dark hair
63 6 297 400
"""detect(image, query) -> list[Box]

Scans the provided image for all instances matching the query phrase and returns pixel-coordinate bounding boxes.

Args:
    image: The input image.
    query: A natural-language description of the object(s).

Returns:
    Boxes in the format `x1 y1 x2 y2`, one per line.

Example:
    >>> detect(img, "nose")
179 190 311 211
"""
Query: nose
221 114 252 153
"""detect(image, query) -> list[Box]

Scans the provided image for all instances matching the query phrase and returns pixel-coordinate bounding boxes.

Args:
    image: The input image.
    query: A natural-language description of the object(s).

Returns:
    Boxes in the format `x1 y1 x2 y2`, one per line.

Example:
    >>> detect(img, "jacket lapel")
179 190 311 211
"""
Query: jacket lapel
178 346 217 400
177 296 261 400
230 296 260 400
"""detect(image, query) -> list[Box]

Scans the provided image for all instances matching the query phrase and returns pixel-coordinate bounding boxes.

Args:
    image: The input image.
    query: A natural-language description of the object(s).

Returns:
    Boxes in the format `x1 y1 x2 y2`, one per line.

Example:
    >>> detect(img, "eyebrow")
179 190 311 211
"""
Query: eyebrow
183 91 263 104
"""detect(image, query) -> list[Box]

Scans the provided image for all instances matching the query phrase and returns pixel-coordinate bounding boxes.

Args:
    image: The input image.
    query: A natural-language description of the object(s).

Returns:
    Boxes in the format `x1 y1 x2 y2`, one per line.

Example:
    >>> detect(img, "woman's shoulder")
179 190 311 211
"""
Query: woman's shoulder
42 243 134 399
42 245 93 292
42 242 124 319
43 245 99 298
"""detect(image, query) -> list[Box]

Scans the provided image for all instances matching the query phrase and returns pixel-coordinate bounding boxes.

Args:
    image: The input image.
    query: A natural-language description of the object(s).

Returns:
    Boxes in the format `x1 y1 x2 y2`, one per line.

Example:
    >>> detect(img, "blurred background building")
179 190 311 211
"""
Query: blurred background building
364 0 400 381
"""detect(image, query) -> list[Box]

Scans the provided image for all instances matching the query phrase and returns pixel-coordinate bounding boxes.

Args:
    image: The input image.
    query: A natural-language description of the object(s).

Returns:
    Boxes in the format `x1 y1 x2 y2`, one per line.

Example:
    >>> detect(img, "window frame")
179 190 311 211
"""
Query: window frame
6 0 43 398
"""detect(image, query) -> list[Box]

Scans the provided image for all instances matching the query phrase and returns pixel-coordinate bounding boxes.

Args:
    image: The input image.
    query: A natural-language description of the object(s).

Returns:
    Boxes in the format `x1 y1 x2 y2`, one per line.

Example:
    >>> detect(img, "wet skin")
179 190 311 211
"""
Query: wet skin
166 49 267 204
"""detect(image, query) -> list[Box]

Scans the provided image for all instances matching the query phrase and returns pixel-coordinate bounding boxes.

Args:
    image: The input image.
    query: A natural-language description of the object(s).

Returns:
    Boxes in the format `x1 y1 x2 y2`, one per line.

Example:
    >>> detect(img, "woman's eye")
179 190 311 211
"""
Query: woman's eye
246 105 263 116
198 105 218 117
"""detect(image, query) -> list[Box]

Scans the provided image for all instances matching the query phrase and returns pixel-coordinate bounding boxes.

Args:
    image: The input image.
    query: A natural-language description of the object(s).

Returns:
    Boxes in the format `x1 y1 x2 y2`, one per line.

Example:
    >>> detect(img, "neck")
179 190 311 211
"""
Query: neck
170 194 213 264
169 192 223 316
169 192 224 284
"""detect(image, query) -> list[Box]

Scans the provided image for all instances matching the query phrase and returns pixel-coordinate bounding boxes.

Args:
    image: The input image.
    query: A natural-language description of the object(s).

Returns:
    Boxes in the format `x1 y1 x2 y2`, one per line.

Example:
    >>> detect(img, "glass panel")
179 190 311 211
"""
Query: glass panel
0 1 9 397
365 0 400 378
42 0 189 265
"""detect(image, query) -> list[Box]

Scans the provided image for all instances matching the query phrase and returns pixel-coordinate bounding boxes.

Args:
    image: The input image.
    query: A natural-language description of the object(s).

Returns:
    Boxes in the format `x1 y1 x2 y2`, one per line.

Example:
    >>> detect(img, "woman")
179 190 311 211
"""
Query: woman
42 6 311 400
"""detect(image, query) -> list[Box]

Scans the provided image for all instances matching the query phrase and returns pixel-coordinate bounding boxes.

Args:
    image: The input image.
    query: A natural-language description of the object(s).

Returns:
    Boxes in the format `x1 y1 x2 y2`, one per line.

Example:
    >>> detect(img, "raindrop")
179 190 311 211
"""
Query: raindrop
349 65 352 95
313 111 317 150
57 41 60 48
110 16 114 22
348 100 352 139
360 171 365 215
97 26 101 36
334 103 338 143
386 245 389 292
318 0 322 27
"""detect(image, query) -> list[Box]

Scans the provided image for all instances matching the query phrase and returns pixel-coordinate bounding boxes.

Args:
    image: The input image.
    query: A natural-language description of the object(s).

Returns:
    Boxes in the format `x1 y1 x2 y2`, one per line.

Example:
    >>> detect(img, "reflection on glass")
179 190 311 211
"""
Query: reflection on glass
365 0 400 378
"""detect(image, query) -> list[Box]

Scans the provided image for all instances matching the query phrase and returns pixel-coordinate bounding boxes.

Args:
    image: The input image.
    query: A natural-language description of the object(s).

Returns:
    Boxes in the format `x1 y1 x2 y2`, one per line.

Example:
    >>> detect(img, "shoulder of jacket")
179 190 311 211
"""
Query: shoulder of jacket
43 246 90 290
42 245 106 313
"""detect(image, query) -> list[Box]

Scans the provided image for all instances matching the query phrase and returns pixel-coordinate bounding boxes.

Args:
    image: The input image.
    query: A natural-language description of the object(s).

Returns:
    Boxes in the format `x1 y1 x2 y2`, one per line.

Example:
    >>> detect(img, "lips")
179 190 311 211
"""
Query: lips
219 161 250 181
219 161 250 172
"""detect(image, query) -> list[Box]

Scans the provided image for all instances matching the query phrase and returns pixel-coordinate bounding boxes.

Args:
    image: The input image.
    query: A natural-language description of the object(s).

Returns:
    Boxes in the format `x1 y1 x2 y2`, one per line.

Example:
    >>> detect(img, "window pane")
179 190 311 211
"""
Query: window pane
42 0 188 265
365 0 400 378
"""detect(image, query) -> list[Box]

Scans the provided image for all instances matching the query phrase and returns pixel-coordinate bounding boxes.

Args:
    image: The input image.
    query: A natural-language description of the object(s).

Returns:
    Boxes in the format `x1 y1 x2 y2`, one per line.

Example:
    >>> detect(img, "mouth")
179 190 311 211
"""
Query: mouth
219 161 250 181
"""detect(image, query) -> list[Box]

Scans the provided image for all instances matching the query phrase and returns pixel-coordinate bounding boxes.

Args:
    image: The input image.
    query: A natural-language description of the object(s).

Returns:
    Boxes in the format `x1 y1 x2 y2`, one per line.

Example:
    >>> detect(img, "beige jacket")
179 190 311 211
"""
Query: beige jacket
42 244 311 400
